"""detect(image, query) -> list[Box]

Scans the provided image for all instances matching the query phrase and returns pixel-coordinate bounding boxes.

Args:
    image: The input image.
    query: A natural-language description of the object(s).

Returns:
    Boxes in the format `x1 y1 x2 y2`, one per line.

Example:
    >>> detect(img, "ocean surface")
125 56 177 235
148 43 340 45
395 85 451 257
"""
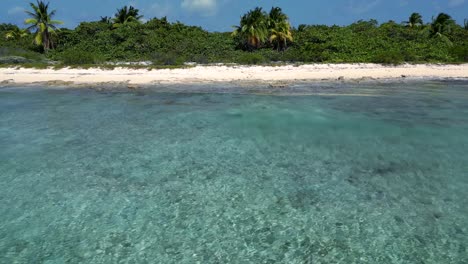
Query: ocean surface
0 81 467 263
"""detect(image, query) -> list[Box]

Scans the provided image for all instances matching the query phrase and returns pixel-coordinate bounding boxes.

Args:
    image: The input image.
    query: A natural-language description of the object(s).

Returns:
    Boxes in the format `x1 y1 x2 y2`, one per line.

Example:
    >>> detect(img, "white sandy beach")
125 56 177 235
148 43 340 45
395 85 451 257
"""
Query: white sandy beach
1 63 467 86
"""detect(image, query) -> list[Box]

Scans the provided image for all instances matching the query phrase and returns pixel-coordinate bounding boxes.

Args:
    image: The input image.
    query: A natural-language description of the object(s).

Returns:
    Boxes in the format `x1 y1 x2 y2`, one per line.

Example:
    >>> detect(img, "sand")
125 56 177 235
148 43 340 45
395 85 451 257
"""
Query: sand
1 63 467 86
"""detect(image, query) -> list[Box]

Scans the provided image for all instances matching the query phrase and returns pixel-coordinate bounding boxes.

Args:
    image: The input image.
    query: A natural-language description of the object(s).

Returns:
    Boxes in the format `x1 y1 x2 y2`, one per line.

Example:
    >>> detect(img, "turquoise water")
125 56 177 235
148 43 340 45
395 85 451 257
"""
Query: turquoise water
1 81 467 263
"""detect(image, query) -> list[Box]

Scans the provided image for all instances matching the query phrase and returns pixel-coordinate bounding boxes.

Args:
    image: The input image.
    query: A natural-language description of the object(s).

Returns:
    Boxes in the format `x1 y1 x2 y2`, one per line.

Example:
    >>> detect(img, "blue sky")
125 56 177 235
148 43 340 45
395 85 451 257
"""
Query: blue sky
2 0 467 31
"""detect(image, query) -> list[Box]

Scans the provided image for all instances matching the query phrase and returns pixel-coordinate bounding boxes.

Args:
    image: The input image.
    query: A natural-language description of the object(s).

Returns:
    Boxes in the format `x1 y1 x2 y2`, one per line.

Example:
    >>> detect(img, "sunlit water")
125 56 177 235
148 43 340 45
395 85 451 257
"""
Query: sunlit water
1 81 467 263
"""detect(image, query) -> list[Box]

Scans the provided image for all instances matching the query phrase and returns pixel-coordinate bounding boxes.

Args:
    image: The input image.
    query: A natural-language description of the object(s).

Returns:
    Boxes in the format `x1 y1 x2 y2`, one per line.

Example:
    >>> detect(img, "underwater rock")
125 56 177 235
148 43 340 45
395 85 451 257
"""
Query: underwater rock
162 100 175 105
373 161 399 175
394 215 404 224
346 174 359 185
454 226 464 235
414 235 426 245
375 190 385 200
287 189 319 210
432 212 443 220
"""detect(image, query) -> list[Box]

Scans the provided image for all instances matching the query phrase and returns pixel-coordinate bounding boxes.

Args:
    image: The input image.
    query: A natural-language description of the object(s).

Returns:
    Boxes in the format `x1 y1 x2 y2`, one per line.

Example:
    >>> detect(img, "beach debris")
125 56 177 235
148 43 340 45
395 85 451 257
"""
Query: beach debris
0 79 14 85
268 82 288 88
401 75 407 78
337 76 345 81
45 80 74 86
127 84 138 90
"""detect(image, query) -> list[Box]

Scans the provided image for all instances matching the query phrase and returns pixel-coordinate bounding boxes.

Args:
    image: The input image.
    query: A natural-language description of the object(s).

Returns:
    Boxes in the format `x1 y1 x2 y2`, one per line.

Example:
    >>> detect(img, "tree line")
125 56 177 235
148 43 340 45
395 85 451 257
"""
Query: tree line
0 0 467 66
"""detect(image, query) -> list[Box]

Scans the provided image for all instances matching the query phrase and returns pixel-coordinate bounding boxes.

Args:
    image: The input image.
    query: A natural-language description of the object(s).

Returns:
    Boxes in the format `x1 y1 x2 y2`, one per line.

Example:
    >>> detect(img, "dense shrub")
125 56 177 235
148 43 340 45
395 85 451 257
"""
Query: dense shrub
372 50 405 65
0 47 44 61
236 53 267 65
57 49 104 65
450 45 468 62
150 52 184 65
1 15 467 65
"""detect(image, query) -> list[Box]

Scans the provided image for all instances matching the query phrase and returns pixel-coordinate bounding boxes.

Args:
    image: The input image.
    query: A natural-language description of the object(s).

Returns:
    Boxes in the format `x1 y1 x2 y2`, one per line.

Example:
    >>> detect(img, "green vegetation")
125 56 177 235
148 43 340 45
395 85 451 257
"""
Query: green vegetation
1 1 467 67
4 27 28 41
404 13 423 28
430 13 456 37
267 7 293 51
24 0 63 51
232 7 269 50
232 7 292 51
111 6 143 28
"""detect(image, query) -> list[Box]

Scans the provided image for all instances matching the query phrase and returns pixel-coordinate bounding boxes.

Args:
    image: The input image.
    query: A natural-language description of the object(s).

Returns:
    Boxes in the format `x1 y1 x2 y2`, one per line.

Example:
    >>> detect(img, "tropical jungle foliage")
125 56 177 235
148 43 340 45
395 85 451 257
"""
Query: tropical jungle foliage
1 1 467 66
24 0 63 51
232 7 292 51
404 13 423 28
112 6 143 28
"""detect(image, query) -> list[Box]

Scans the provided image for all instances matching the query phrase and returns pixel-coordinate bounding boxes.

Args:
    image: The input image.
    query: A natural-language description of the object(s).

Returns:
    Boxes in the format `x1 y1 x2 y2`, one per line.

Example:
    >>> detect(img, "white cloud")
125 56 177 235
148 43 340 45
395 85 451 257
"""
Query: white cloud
347 0 382 14
8 6 24 15
181 0 217 16
448 0 465 7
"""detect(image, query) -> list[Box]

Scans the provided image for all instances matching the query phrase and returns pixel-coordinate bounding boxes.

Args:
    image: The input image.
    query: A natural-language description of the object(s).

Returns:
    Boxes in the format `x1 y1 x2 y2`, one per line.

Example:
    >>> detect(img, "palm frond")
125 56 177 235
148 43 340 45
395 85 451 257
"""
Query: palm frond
24 1 63 50
34 31 42 45
50 20 63 25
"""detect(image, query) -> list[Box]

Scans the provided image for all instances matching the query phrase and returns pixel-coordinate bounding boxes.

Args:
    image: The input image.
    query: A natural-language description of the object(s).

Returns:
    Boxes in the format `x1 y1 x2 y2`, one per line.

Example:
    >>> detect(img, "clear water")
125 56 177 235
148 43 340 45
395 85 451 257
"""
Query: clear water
1 81 467 263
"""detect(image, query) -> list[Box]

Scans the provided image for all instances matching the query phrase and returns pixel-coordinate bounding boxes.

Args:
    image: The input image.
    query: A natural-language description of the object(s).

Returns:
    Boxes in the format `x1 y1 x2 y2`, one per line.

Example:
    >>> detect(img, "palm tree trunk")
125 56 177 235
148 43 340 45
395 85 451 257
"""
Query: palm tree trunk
43 29 49 51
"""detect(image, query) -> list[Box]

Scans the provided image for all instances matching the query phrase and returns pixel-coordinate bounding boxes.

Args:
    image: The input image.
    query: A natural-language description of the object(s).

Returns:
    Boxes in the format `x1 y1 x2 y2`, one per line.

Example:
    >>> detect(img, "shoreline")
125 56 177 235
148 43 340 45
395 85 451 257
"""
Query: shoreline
1 63 467 87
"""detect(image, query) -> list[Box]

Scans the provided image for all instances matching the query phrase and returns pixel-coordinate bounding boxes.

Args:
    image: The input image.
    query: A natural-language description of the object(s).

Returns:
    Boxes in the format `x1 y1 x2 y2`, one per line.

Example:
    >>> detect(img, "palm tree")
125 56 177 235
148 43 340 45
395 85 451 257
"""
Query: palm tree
100 16 112 24
269 24 293 51
268 7 288 28
404 13 423 28
430 13 455 37
24 1 63 51
297 24 307 32
112 6 143 28
5 27 29 41
267 7 293 51
232 7 268 50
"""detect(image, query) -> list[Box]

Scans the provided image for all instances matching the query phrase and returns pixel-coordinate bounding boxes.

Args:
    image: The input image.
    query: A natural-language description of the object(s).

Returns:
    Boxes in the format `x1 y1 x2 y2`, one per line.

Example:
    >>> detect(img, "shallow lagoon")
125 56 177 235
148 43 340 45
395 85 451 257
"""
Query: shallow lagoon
1 81 467 263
